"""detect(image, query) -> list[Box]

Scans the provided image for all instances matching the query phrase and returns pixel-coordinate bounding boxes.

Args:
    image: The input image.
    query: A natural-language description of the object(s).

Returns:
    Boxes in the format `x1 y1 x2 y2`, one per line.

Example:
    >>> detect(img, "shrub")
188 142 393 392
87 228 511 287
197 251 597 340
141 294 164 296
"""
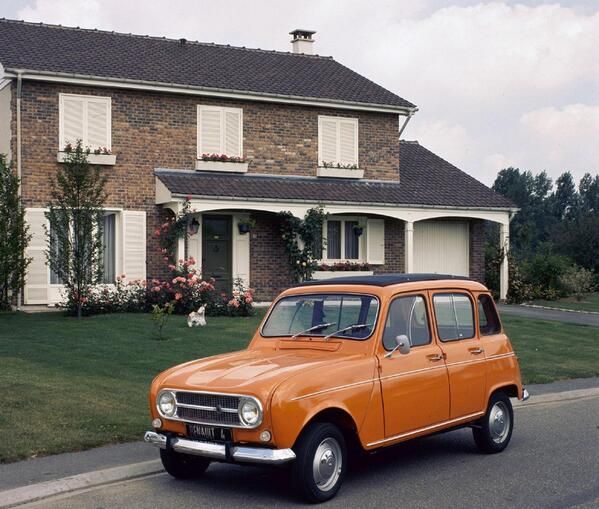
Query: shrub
226 278 255 317
317 261 371 271
559 266 594 301
521 248 571 299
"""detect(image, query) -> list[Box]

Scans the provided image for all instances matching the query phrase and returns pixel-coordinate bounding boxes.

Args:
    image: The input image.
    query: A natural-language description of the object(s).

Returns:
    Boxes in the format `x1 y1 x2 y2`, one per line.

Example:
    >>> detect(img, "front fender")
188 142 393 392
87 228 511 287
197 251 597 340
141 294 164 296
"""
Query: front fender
269 357 378 449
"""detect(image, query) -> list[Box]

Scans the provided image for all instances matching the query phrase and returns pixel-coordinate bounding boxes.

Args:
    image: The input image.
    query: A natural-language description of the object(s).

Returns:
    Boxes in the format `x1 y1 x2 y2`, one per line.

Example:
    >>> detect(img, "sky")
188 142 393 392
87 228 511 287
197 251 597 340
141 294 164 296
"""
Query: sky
2 0 598 185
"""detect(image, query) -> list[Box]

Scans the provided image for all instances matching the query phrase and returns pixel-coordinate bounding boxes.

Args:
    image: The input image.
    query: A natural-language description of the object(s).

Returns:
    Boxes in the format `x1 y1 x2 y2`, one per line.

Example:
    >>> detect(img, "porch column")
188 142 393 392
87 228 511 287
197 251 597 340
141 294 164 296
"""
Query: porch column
404 221 414 273
499 222 510 301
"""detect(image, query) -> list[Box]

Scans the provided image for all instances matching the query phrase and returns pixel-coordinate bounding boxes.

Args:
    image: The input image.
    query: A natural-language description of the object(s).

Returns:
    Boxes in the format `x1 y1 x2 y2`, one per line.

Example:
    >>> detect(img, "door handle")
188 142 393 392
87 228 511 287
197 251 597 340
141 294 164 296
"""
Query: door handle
469 347 484 355
427 353 444 362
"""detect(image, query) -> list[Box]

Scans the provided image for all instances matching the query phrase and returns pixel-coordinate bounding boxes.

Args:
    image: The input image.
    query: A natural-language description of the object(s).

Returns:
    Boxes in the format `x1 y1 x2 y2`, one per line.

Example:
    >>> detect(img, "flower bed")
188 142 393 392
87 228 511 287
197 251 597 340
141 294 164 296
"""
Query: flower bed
317 261 371 271
60 258 255 317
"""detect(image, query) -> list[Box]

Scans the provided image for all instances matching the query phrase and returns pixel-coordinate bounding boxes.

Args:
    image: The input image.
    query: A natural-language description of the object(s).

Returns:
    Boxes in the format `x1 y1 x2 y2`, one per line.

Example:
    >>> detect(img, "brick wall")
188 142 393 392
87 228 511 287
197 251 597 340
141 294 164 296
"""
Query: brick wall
469 219 486 282
15 80 400 281
373 218 405 274
249 213 293 301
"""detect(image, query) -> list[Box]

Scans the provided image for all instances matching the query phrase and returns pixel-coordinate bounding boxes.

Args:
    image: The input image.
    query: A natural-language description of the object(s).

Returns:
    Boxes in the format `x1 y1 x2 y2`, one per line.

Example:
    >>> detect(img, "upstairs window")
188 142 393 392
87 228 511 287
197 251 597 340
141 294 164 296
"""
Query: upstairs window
197 105 243 158
59 94 111 151
318 115 358 167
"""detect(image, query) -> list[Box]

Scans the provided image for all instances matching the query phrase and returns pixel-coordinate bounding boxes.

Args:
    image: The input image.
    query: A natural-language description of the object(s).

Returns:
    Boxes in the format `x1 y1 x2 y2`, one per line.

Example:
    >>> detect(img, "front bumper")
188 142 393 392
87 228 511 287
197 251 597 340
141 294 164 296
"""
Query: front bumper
144 431 296 465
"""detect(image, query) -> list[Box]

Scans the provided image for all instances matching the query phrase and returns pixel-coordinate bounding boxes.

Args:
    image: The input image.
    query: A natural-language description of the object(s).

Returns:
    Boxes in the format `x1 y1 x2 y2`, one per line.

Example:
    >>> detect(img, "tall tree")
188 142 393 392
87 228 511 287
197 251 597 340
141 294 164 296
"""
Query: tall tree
578 173 599 214
552 172 578 220
0 155 31 310
45 142 107 318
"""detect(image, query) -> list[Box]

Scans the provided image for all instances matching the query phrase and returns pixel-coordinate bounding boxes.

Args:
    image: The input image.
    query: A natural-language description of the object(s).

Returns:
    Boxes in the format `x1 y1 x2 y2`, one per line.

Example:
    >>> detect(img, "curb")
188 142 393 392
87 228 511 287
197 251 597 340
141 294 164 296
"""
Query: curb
521 303 599 316
0 459 162 508
1 387 598 507
513 387 599 408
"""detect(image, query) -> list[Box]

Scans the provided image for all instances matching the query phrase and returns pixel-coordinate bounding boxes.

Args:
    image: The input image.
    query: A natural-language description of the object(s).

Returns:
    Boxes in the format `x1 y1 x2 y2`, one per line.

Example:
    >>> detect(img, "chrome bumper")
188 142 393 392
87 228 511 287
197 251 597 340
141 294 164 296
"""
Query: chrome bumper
144 431 296 465
522 388 530 401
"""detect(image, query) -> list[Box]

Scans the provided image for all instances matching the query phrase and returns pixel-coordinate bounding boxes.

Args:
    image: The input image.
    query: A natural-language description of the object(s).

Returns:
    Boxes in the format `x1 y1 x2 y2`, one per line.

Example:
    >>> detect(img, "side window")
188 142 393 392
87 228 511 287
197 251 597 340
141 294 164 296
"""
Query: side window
478 294 501 335
383 295 431 350
433 293 475 341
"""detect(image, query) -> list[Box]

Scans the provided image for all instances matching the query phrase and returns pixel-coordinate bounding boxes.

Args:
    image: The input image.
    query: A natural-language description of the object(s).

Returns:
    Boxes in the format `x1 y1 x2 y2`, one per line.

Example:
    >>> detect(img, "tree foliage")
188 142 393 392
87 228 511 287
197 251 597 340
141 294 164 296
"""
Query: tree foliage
0 155 31 310
45 141 108 318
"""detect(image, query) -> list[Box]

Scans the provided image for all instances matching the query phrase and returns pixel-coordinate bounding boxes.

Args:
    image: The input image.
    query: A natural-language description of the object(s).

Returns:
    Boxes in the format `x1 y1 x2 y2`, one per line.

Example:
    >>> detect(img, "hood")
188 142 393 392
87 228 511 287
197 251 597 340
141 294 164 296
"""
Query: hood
159 348 355 402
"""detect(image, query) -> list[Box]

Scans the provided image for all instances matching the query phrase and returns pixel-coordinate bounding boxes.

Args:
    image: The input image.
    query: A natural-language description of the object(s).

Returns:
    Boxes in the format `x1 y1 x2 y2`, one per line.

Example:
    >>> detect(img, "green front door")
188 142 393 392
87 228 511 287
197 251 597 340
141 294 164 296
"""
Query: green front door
202 215 233 293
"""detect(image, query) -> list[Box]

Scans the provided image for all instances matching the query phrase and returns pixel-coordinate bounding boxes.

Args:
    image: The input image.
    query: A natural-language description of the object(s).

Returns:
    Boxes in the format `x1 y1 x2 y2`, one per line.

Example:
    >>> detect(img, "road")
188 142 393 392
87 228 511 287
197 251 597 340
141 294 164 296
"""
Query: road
23 397 599 509
498 304 599 326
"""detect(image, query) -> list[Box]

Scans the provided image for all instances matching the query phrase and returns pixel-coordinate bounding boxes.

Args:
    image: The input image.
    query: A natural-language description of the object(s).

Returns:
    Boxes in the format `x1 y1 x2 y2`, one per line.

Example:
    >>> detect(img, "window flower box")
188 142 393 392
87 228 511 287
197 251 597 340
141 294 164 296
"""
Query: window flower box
195 160 249 173
311 270 374 280
57 152 117 166
317 166 364 179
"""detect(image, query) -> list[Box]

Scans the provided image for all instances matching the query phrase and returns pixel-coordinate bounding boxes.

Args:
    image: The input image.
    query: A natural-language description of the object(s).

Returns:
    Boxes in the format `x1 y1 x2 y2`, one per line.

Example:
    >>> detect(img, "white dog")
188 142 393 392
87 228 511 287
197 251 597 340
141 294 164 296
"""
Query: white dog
187 305 206 327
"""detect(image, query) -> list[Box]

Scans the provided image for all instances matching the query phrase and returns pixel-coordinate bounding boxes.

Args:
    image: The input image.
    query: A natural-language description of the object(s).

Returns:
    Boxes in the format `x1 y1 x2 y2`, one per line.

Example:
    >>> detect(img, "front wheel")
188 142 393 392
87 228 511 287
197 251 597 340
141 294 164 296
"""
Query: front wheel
291 422 347 503
473 392 514 453
160 448 211 479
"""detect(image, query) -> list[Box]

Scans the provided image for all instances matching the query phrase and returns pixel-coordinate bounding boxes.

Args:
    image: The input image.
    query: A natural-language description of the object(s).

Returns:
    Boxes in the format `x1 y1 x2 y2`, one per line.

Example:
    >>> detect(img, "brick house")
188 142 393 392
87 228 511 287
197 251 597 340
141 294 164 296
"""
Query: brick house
0 20 515 305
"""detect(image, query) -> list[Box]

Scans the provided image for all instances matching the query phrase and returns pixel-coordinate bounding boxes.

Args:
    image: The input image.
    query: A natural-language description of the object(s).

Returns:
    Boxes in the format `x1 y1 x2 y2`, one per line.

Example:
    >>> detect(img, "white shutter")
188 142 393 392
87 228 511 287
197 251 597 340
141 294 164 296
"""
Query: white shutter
24 209 49 304
233 214 250 287
339 119 358 165
224 109 242 157
366 218 385 265
122 211 146 281
319 117 338 164
198 106 223 156
86 97 111 149
61 95 85 147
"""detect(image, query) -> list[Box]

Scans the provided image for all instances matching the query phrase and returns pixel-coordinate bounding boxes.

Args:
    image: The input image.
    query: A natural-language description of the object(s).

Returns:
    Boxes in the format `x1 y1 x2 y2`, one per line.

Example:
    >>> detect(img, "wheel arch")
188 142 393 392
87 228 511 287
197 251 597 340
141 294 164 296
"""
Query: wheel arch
297 407 362 451
490 383 519 399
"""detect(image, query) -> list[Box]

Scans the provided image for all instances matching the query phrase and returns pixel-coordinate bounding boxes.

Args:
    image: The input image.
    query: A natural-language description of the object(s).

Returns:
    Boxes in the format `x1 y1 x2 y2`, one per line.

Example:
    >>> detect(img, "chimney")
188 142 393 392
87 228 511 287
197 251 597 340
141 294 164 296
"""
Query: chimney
289 29 316 55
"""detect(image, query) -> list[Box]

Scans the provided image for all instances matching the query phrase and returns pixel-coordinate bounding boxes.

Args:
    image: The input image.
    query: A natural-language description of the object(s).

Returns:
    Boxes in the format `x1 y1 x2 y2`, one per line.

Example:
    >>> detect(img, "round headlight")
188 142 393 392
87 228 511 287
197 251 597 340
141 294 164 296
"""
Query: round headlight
239 398 262 427
157 391 177 417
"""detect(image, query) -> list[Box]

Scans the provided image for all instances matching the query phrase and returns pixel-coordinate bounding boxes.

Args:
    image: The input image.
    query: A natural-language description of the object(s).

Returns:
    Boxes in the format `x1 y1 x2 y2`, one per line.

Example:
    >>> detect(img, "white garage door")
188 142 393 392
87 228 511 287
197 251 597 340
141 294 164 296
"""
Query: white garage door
413 221 469 276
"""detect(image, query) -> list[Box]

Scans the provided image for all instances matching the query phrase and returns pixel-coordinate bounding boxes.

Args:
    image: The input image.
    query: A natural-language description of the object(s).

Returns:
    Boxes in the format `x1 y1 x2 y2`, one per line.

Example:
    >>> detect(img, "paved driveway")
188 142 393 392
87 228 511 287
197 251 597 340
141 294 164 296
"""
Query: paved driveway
498 304 599 326
24 396 599 509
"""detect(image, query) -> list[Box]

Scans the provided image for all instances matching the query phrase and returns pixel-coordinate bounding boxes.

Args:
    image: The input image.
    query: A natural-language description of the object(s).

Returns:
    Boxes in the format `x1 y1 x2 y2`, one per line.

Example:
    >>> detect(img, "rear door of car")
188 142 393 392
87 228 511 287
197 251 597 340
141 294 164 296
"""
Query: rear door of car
430 290 487 419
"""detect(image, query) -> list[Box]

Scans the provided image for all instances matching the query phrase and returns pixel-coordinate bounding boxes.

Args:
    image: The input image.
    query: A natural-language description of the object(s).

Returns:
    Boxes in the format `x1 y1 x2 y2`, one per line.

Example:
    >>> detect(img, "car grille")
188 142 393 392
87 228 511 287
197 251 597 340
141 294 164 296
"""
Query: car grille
174 391 242 427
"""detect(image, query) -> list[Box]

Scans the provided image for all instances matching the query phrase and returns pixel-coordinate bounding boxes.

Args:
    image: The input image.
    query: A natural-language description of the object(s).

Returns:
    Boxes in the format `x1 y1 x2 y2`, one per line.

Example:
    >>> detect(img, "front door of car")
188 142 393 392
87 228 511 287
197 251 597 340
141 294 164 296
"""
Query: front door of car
376 293 450 439
431 291 487 419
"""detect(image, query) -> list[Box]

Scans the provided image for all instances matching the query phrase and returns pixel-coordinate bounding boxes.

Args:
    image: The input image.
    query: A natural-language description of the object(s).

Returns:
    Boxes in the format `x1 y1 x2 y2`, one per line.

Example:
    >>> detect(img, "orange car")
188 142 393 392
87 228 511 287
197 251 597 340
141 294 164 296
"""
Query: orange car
145 274 529 502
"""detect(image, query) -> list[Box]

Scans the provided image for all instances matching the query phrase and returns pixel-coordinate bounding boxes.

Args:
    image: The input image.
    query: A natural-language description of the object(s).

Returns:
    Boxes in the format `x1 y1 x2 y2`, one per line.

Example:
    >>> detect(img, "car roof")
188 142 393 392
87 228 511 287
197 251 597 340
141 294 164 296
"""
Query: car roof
296 273 473 288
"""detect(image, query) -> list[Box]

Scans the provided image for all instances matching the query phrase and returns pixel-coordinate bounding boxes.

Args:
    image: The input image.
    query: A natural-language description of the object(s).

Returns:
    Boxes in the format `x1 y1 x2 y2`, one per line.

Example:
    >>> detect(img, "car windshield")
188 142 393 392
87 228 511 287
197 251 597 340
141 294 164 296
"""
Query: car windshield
261 293 379 340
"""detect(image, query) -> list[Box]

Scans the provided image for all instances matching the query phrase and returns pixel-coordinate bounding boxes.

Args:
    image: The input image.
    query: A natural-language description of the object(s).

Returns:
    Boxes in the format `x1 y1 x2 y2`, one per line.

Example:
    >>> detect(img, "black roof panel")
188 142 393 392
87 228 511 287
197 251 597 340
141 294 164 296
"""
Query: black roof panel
296 273 473 287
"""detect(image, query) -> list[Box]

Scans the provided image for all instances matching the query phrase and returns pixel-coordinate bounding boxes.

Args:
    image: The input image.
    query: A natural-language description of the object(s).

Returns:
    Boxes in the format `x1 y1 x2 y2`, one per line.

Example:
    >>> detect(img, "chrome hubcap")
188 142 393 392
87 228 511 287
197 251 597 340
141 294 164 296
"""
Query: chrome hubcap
489 401 510 443
312 437 342 492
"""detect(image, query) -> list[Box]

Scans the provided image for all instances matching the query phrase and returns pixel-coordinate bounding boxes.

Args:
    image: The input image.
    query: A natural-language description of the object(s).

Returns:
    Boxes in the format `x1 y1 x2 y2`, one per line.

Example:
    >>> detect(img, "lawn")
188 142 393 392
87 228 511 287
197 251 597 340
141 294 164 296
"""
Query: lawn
531 293 599 313
0 311 598 463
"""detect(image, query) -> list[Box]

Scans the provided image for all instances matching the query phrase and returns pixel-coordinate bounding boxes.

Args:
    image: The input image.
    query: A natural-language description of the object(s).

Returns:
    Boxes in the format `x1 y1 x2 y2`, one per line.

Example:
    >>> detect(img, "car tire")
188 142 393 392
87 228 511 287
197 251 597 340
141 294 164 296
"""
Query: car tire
160 448 210 479
291 422 348 503
473 392 514 454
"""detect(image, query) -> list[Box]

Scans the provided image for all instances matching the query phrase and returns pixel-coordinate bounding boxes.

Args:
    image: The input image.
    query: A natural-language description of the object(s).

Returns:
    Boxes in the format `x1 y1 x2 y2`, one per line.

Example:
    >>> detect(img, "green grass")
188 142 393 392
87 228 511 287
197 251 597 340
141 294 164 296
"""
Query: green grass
504 316 599 384
531 293 599 313
0 311 597 463
0 311 264 463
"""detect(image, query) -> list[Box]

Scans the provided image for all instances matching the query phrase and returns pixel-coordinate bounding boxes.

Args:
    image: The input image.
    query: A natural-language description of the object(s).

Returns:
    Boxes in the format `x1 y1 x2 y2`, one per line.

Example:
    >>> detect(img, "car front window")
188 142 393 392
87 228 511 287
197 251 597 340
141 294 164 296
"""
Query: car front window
261 293 379 340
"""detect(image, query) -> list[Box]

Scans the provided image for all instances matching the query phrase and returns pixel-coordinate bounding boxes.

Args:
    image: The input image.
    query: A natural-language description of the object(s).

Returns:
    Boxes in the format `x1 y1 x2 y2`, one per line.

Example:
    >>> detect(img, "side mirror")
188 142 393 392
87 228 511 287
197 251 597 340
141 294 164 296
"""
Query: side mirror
395 334 411 355
384 334 411 358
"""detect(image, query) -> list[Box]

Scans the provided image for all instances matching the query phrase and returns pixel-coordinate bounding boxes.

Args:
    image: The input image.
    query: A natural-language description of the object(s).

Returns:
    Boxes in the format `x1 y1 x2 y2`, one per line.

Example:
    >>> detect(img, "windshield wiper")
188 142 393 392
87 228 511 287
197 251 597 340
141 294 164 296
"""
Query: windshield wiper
323 323 372 341
291 322 336 339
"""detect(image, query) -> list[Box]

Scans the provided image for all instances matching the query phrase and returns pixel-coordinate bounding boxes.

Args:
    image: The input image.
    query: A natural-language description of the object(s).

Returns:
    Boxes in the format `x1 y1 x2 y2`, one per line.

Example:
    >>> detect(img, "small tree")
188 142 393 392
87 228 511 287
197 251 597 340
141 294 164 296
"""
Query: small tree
0 155 31 310
45 141 107 318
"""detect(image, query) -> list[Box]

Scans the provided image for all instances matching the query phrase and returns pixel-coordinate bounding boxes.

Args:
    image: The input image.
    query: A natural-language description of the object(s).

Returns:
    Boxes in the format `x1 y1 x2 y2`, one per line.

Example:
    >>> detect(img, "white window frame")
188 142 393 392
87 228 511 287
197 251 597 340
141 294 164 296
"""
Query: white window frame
322 216 365 262
58 93 112 151
197 105 243 158
48 208 123 289
317 115 359 167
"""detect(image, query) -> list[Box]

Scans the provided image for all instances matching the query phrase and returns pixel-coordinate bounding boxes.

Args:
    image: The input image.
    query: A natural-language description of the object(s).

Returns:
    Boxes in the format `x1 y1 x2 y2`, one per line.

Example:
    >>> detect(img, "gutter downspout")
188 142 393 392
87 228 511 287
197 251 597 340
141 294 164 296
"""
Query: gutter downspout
16 71 23 310
398 110 415 139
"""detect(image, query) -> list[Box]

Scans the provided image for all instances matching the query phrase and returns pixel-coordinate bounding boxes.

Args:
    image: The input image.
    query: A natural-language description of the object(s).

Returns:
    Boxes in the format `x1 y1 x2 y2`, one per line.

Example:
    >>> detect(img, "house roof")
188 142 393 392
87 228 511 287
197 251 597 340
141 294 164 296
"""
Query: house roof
155 141 514 210
0 19 415 111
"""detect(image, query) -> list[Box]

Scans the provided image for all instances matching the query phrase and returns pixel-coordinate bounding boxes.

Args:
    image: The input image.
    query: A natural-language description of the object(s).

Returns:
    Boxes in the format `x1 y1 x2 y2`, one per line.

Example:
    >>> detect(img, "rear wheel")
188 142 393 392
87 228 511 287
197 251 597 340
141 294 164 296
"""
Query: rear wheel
160 448 211 479
292 422 347 503
473 392 514 453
